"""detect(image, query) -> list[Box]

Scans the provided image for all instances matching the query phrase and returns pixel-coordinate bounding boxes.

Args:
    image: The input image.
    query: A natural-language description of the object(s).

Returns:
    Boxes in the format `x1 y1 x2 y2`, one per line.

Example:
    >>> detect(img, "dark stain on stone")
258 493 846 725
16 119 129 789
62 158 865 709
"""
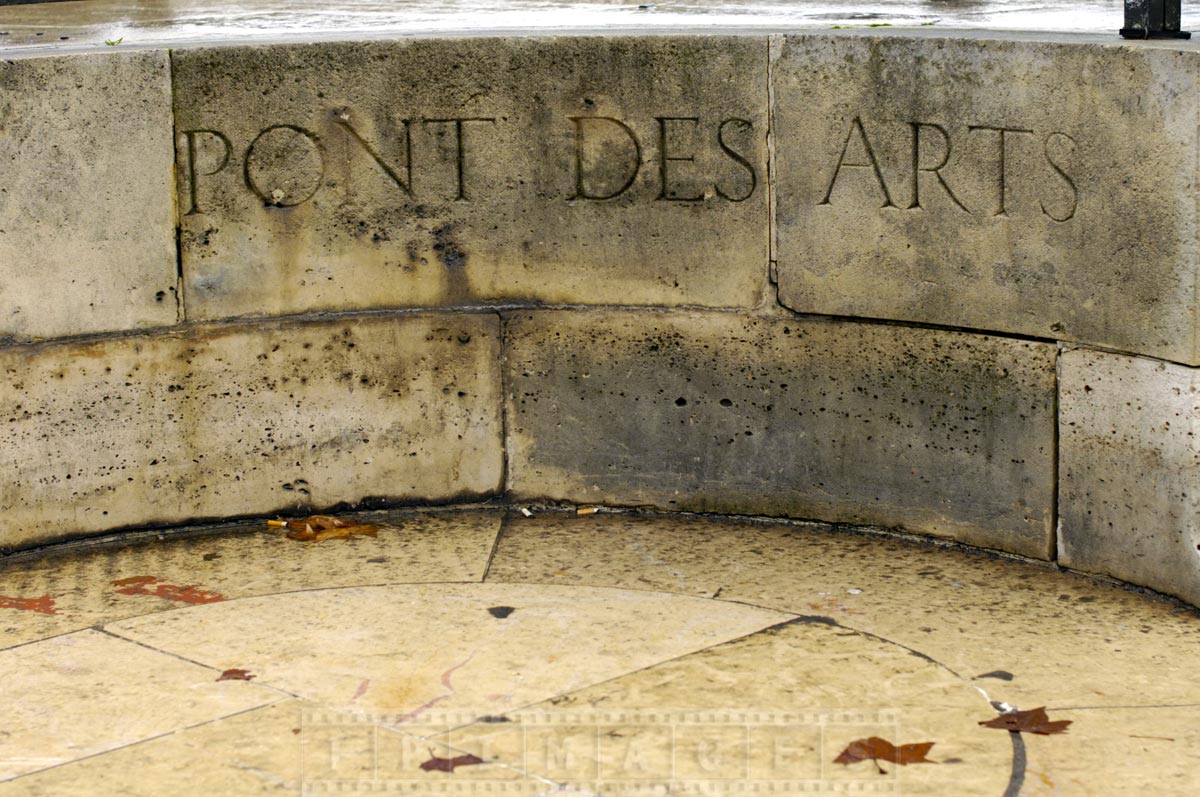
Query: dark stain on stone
488 605 516 619
432 223 469 302
974 670 1015 681
791 614 840 627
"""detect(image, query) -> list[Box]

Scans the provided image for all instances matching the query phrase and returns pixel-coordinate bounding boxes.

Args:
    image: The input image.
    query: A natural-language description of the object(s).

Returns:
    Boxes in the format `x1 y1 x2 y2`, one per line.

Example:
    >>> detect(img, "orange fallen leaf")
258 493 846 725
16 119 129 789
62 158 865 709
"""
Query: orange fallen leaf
0 594 57 615
112 576 225 604
217 668 255 681
979 707 1071 735
834 737 936 774
269 515 378 542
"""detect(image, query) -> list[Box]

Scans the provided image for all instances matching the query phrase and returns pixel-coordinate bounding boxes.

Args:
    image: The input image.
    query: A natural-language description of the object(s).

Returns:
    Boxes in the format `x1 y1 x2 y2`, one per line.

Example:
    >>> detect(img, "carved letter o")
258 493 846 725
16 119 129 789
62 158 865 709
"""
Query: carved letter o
243 124 325 208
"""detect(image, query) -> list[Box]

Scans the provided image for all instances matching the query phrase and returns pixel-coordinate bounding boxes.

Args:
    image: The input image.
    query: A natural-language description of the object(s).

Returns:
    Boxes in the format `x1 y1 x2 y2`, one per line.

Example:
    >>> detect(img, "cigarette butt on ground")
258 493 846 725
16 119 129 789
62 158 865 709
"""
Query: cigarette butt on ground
267 519 288 528
519 507 534 518
576 506 600 515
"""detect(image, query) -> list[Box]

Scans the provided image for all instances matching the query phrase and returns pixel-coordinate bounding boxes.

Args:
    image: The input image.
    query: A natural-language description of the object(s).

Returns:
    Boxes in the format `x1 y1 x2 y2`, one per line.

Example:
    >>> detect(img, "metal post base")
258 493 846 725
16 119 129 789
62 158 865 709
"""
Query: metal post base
1120 28 1192 37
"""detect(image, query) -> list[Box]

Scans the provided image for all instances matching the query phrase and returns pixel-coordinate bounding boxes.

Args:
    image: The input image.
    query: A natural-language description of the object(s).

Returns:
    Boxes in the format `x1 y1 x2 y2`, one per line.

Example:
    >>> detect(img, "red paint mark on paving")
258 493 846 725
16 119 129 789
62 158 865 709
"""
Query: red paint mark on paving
395 652 476 723
217 668 255 681
0 594 57 615
440 654 473 689
112 576 225 604
351 679 371 703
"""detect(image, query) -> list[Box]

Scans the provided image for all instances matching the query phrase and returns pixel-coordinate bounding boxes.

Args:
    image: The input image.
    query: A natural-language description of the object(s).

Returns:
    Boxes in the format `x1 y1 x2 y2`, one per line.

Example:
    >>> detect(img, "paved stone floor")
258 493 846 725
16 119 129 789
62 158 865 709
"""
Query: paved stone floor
0 507 1197 794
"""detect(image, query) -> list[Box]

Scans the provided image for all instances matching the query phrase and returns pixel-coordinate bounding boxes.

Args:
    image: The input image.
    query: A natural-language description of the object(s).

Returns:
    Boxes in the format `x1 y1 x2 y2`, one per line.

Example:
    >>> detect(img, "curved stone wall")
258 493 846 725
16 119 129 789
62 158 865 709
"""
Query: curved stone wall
1 30 1198 608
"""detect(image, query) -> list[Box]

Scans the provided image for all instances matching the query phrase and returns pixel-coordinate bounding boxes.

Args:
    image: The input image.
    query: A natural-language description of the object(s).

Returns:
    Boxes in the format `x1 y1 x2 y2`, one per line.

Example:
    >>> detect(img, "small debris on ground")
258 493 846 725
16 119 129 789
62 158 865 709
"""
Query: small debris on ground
269 515 379 542
217 668 255 681
519 507 534 517
576 506 601 515
847 588 863 595
488 606 516 619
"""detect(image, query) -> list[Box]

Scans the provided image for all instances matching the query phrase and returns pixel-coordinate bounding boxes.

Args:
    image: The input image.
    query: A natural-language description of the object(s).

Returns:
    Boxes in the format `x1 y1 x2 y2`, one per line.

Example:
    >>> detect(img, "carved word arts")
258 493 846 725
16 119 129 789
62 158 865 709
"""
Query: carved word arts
819 116 1077 222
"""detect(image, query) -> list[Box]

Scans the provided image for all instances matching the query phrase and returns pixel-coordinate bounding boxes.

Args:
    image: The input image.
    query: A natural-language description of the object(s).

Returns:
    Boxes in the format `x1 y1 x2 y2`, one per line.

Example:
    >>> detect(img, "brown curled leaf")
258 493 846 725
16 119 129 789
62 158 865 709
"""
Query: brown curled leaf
419 752 485 773
834 737 936 773
979 706 1072 735
217 668 255 681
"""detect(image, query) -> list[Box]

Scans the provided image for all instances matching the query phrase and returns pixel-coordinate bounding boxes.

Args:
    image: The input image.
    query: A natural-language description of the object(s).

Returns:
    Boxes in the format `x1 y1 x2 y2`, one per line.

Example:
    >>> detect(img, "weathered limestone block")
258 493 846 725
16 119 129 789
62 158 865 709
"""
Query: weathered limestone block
0 314 502 550
506 310 1057 558
0 50 177 341
773 33 1200 364
172 37 768 320
1059 348 1200 605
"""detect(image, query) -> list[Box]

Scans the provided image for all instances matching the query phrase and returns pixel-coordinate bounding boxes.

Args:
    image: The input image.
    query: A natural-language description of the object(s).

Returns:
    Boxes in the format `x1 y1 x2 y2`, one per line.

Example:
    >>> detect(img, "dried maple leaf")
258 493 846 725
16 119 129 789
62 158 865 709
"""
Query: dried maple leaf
419 752 485 773
217 668 255 681
269 515 379 542
835 737 936 774
979 707 1071 735
0 594 58 615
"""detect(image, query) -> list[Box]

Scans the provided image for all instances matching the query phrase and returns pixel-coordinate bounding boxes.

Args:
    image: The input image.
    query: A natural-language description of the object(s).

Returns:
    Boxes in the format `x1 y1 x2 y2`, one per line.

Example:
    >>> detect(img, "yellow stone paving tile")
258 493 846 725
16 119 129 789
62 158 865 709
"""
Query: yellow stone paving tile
444 617 1012 795
0 699 550 796
486 511 1200 711
1016 707 1200 797
104 583 788 721
0 629 282 781
0 509 502 650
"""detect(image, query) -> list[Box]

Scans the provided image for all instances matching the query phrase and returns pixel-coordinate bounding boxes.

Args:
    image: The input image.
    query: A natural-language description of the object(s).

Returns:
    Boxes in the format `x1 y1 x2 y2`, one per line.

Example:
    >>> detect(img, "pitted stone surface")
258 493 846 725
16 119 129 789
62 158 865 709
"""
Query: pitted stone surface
1060 348 1200 606
505 310 1057 558
0 314 502 549
773 34 1200 364
172 36 768 320
0 50 177 341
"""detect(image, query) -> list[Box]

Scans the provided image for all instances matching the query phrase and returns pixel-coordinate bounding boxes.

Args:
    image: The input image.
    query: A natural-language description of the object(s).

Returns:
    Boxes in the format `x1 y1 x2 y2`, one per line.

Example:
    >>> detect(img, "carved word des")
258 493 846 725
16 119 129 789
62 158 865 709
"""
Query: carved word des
820 117 1077 222
181 114 496 215
570 116 757 202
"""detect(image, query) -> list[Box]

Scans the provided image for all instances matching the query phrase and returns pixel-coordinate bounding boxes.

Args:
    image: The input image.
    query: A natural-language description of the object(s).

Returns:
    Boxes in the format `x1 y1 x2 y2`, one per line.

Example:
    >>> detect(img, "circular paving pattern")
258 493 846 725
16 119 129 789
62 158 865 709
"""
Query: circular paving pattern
0 508 1197 795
